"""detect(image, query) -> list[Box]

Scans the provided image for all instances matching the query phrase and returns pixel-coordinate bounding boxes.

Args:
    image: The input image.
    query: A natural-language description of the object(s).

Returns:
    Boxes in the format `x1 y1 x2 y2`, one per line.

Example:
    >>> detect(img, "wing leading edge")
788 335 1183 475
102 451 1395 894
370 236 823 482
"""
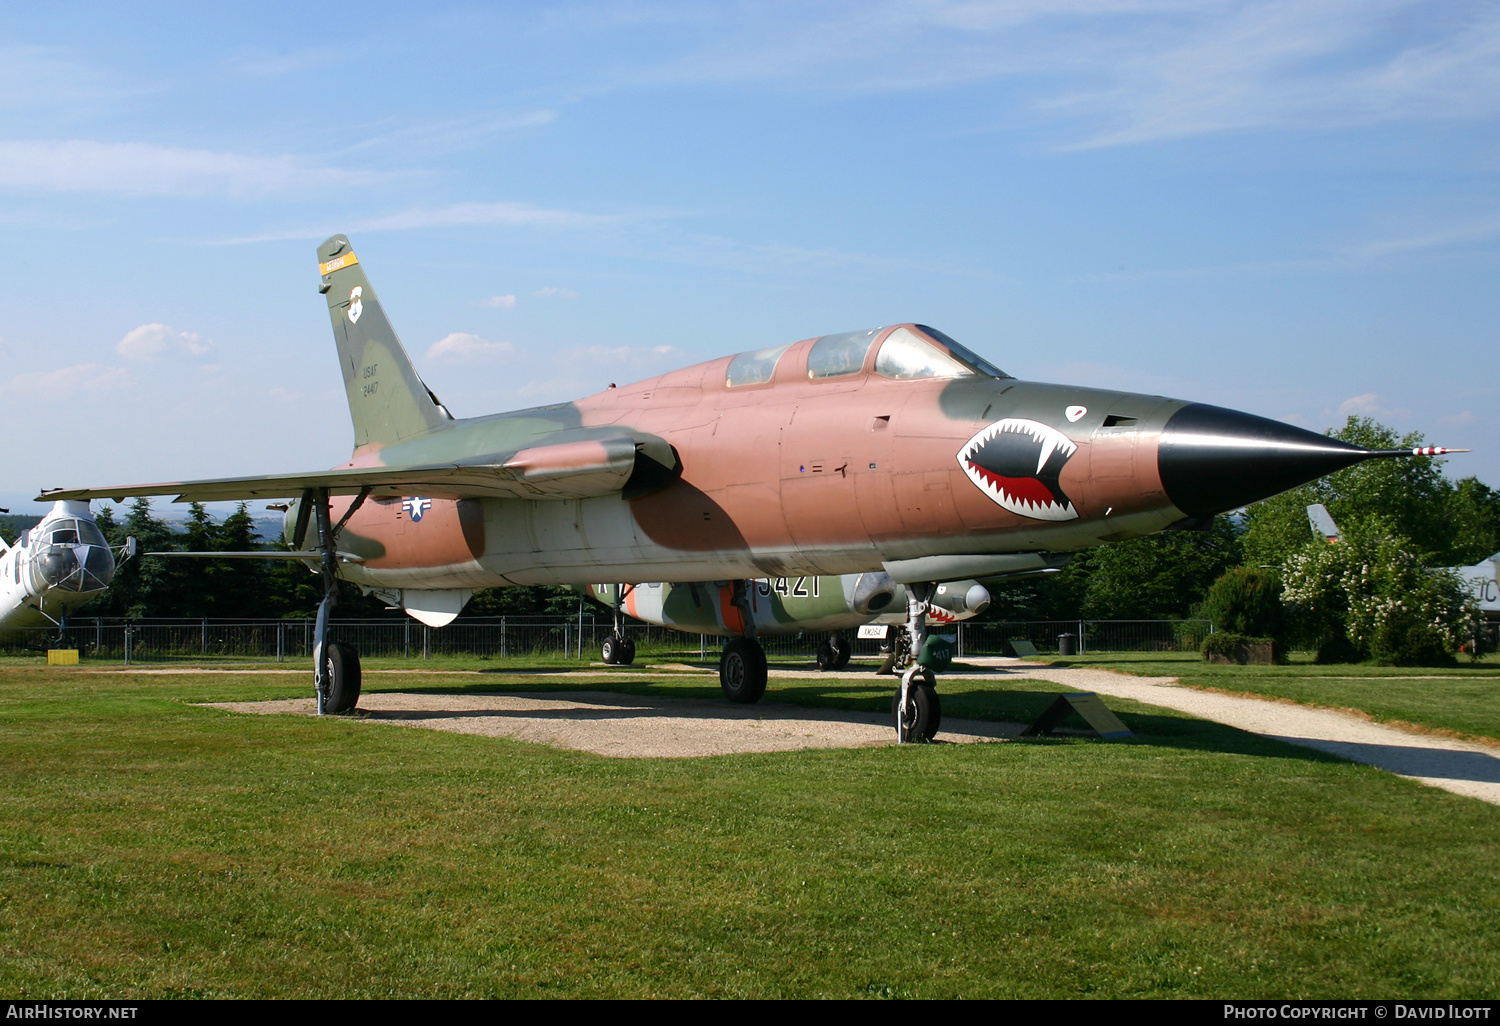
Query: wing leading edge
38 436 679 504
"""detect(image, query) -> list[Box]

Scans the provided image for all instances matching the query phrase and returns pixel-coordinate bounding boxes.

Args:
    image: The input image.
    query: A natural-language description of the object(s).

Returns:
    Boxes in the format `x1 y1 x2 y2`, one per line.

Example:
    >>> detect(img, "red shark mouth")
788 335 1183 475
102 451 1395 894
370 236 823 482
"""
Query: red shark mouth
957 418 1080 522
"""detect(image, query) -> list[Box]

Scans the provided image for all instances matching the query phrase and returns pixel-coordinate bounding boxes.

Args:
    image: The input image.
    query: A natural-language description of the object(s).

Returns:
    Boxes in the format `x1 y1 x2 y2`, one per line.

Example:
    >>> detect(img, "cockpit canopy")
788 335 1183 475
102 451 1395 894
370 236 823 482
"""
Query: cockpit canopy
725 324 1010 387
32 518 115 594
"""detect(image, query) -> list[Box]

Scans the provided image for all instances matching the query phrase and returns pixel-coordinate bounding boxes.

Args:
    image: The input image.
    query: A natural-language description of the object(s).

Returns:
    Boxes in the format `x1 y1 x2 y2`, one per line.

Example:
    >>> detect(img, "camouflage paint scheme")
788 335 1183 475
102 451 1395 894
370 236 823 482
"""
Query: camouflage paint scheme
42 234 1437 626
581 574 991 638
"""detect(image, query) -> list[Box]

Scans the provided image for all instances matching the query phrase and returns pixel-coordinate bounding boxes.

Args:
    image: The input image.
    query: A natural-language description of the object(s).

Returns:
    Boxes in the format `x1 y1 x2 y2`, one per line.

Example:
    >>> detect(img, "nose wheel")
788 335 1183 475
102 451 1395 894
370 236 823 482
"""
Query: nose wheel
894 666 941 742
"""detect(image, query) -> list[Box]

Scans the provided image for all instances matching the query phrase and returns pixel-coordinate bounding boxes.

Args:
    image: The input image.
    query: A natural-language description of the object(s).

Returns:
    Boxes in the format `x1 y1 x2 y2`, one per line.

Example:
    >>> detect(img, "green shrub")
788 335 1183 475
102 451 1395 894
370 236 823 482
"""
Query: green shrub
1281 525 1481 666
1201 567 1286 643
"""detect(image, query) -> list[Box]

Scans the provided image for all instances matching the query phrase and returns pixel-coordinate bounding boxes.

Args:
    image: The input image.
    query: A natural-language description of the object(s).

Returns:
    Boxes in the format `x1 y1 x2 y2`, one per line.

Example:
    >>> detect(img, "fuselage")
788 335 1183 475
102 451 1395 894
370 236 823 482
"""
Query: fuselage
294 323 1186 591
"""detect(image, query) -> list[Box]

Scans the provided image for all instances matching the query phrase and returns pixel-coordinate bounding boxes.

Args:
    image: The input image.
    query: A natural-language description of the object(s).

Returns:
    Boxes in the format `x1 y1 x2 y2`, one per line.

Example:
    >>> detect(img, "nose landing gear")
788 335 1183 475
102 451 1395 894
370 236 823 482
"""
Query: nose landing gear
892 583 942 743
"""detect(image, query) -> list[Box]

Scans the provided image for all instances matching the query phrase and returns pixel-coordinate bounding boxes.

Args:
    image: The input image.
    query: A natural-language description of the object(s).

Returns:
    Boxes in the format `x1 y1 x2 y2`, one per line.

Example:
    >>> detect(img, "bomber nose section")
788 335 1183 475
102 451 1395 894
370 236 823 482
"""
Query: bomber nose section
1159 403 1382 517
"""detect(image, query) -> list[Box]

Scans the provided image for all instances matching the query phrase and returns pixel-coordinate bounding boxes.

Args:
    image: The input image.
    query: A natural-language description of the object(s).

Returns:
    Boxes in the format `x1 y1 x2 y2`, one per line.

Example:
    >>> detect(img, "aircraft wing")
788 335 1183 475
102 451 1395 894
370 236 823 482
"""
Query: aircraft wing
38 436 673 504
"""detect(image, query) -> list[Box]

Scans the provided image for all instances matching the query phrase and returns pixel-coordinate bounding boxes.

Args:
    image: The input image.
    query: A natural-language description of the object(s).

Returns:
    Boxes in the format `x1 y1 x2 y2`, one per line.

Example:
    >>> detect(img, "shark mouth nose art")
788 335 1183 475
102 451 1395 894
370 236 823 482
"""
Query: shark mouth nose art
957 418 1079 521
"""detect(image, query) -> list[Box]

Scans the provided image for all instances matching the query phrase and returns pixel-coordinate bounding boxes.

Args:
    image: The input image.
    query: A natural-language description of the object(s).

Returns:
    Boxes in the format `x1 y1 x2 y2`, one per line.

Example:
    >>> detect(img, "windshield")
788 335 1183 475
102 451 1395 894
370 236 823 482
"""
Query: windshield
914 325 1011 379
46 519 107 546
875 327 973 380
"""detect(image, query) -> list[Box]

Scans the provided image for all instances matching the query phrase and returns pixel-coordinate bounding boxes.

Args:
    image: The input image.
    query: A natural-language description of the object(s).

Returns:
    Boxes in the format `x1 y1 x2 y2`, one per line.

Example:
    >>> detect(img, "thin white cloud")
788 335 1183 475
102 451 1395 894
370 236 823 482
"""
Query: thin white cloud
0 139 377 199
533 286 580 299
1348 214 1500 259
357 201 622 232
1337 392 1410 420
341 109 560 155
427 333 514 362
479 295 518 308
2 363 131 395
217 200 636 245
116 323 210 360
610 1 1500 147
0 46 148 111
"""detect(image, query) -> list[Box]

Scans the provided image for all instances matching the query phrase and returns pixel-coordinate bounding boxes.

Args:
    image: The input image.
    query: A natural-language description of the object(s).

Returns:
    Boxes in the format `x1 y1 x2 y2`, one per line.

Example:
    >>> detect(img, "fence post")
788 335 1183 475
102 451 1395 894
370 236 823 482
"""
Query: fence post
404 617 411 658
123 625 131 667
423 625 429 660
501 616 507 658
956 622 964 660
564 625 569 660
1079 618 1086 656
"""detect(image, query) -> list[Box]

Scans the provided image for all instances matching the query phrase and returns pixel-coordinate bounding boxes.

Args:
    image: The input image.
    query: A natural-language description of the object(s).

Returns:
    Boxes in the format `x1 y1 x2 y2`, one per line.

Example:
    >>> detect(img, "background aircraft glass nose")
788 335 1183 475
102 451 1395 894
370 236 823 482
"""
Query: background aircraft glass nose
1158 403 1374 517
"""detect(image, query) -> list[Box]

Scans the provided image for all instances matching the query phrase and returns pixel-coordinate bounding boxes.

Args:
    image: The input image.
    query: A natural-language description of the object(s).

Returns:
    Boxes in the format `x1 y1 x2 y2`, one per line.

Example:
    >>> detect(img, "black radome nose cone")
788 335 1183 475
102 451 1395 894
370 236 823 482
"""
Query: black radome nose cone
1158 403 1372 517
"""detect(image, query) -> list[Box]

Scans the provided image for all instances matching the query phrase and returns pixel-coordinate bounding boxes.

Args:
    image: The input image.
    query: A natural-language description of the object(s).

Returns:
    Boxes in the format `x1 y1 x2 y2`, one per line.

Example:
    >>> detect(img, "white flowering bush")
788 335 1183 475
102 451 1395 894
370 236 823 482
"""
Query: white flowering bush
1281 527 1482 665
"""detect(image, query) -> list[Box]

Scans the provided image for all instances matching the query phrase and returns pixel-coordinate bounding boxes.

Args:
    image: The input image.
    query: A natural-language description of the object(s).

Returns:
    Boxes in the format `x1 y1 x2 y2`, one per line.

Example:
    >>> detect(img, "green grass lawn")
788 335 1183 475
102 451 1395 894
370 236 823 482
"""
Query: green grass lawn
2 660 1499 998
1069 653 1500 745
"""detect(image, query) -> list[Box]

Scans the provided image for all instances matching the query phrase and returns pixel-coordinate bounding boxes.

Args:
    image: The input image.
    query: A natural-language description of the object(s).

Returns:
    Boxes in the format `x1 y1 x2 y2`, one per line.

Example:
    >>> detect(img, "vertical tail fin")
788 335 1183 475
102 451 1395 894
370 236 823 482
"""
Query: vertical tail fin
317 235 454 450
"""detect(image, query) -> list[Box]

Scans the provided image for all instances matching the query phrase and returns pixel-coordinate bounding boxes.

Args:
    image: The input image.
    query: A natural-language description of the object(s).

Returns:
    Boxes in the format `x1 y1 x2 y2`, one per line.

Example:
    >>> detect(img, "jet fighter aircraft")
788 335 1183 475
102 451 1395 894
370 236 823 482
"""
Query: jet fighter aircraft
41 235 1465 740
0 501 131 640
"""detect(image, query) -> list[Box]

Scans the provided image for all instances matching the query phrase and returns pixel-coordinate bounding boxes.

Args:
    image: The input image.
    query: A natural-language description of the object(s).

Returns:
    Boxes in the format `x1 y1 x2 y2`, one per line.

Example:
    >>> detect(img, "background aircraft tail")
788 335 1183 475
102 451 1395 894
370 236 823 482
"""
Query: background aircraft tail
317 235 454 450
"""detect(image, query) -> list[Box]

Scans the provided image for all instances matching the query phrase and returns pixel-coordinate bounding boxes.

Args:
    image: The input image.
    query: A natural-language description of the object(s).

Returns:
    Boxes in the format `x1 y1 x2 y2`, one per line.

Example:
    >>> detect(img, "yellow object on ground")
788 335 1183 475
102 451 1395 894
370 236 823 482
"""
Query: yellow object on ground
46 650 79 666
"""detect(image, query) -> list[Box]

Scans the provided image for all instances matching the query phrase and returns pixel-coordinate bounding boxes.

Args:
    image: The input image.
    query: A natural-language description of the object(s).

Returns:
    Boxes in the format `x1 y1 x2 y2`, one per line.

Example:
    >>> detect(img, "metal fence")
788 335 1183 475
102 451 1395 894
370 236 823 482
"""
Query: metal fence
0 616 1215 663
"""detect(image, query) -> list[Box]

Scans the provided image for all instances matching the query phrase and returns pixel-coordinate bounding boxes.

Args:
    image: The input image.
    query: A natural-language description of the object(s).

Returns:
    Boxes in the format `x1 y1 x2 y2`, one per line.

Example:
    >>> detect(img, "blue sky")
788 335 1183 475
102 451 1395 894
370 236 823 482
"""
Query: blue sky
0 1 1495 516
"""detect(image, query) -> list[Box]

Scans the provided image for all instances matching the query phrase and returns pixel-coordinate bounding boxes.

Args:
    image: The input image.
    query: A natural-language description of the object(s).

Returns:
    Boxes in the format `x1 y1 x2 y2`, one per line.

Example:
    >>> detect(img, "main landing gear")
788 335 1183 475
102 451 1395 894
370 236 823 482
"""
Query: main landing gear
816 633 851 671
892 583 942 743
303 486 369 716
718 579 767 703
600 584 637 665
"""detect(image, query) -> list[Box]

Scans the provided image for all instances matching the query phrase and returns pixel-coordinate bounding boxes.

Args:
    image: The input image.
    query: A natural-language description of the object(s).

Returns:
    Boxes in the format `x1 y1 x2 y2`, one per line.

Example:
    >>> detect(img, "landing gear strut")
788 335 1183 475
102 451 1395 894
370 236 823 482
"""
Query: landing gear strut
893 583 942 743
305 486 369 716
600 584 637 665
718 580 766 703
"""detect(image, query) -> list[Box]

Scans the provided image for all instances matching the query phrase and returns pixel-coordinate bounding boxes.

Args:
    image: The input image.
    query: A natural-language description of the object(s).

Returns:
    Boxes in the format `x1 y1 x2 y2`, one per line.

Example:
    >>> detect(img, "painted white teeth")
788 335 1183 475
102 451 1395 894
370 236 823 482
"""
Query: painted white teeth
955 417 1081 522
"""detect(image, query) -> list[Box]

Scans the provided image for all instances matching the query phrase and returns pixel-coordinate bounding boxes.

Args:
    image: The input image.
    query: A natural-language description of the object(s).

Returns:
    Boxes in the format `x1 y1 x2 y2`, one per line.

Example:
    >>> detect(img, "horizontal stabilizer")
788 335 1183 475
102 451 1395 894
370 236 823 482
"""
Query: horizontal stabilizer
38 435 674 505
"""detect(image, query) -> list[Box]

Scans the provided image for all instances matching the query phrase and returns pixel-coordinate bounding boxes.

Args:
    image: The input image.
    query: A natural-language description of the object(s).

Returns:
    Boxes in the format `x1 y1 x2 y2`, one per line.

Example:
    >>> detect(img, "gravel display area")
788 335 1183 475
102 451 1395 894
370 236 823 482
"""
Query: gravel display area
206 689 1024 758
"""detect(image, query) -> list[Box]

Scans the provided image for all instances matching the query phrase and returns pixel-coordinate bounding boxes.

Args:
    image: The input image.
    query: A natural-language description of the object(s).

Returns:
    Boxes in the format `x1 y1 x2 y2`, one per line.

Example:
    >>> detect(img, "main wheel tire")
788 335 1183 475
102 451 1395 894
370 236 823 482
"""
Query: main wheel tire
719 637 767 704
892 681 941 741
601 634 622 665
816 639 838 671
618 637 636 665
830 634 852 670
325 641 362 714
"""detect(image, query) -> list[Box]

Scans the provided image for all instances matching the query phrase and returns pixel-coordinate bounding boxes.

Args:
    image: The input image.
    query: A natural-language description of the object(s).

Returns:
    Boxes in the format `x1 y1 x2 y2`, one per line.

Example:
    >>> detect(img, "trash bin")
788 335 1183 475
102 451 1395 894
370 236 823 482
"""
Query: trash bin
1058 633 1077 657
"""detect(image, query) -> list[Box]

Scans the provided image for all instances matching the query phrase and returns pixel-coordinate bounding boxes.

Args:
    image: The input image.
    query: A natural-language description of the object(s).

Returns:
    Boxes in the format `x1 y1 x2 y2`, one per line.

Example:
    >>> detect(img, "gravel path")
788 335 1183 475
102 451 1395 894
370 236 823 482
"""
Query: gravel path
993 661 1500 806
